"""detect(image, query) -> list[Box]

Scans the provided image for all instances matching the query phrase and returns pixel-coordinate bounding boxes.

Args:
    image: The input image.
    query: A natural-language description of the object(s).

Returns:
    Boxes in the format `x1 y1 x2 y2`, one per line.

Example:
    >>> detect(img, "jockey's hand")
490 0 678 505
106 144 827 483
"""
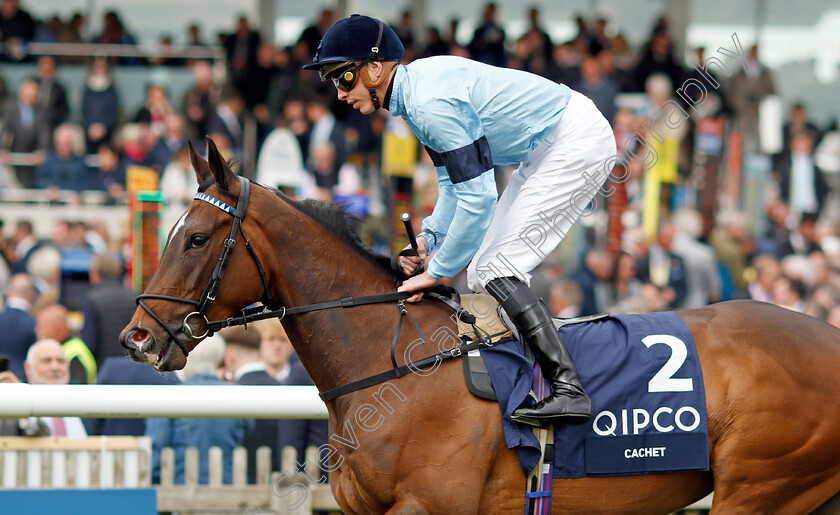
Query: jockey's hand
398 237 428 276
398 270 437 303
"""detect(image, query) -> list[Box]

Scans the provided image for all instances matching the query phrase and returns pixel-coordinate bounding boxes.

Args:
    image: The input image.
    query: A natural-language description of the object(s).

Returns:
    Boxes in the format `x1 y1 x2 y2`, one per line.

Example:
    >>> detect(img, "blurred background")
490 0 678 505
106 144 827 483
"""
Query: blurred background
2 0 840 372
1 1 840 507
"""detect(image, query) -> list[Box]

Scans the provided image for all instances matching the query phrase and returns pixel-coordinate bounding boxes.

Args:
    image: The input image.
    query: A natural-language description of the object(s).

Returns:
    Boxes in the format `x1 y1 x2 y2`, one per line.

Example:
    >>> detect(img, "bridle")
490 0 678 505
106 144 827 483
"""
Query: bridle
132 175 493 402
135 176 274 357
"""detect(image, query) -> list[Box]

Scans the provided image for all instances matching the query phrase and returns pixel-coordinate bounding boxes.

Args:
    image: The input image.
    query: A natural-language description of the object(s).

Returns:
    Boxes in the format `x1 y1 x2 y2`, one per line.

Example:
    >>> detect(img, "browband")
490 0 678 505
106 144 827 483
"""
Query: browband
194 192 236 216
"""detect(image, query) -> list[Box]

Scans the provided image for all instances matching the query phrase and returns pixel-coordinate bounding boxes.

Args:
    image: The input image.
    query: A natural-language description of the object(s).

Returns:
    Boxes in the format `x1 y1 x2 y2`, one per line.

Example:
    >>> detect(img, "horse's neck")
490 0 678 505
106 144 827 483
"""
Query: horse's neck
262 210 398 393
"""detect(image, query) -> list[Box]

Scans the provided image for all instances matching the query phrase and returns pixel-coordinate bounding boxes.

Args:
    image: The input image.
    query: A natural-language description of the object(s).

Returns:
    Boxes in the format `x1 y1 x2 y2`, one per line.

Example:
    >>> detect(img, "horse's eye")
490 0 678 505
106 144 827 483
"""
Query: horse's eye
189 234 209 248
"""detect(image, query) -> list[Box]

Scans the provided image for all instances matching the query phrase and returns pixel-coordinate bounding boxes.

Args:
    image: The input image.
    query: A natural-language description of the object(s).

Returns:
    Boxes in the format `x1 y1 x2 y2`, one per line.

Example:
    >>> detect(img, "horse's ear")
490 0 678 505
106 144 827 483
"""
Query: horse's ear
188 141 210 185
206 136 234 191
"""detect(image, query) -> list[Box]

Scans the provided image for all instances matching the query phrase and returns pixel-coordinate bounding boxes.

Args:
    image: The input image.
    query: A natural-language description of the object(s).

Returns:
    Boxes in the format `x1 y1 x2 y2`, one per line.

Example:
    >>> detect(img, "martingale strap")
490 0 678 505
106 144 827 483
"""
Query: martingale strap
320 337 488 402
206 291 413 332
202 286 499 402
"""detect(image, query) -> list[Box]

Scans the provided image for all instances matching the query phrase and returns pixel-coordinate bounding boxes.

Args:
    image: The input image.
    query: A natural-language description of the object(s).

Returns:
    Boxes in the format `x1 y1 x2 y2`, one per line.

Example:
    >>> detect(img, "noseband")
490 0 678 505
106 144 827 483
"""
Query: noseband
135 176 274 357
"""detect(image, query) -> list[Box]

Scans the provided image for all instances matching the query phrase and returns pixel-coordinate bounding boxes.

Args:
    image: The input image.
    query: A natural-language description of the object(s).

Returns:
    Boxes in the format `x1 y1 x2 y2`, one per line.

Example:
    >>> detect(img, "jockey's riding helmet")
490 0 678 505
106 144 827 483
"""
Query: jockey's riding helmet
302 14 404 76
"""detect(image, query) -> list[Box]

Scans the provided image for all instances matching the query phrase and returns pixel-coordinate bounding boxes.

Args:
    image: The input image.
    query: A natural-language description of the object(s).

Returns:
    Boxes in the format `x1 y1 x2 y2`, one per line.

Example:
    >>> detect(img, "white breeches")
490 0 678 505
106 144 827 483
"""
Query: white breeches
467 91 617 292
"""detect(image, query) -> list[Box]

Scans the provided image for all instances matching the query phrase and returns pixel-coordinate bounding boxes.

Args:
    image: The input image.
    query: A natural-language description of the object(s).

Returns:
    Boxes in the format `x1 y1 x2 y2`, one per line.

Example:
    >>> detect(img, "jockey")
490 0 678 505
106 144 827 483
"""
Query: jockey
305 15 616 426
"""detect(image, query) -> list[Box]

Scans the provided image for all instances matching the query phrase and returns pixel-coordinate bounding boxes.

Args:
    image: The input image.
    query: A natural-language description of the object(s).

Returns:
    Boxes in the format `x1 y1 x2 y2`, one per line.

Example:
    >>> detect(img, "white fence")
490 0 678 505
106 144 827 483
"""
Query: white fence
0 384 328 419
0 437 339 514
0 384 711 513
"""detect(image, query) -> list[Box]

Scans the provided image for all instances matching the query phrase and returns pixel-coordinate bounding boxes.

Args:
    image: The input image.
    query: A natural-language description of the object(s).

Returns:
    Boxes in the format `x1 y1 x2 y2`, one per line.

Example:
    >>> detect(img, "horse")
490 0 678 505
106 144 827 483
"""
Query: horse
120 139 840 514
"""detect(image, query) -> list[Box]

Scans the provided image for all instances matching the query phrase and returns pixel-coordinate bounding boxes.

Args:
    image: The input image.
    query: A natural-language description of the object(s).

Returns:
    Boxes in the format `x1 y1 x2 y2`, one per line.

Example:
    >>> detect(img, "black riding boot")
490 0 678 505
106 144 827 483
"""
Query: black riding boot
486 277 592 426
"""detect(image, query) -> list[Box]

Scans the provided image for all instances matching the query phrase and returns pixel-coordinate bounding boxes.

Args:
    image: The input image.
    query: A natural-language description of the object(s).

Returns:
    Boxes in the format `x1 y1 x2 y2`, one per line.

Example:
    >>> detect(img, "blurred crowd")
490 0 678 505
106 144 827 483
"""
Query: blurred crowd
0 256 327 484
3 0 840 483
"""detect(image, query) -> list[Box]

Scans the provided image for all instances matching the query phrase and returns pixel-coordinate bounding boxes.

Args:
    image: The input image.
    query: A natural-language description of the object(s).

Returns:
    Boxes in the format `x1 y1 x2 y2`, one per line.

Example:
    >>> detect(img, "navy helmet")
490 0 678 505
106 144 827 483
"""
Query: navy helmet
302 14 404 75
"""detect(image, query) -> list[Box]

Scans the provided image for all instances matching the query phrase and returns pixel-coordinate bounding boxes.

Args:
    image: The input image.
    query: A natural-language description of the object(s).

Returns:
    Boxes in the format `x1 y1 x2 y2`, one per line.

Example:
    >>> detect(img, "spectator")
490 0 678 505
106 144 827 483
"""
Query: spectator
94 10 139 64
149 113 187 172
33 15 62 44
245 42 278 113
727 44 776 153
0 339 88 438
548 279 583 318
420 27 448 58
281 96 311 165
772 275 806 313
115 123 154 179
221 327 269 383
35 123 91 198
134 83 174 138
149 35 180 67
566 249 614 316
186 22 205 47
34 55 69 131
306 96 347 199
572 54 619 124
10 219 43 274
181 60 220 147
747 254 781 303
81 253 136 366
597 48 634 94
223 326 277 483
642 222 689 309
0 0 35 61
392 10 415 56
468 3 506 67
35 303 96 384
90 143 126 197
0 273 37 379
0 79 49 188
632 30 683 93
669 209 722 309
85 356 179 436
59 12 84 44
25 245 61 315
145 333 252 484
225 15 261 98
776 132 828 221
82 60 120 154
779 212 823 258
160 147 196 211
524 7 553 63
607 251 644 312
255 318 293 381
255 112 304 195
265 321 328 476
710 213 753 297
297 8 334 60
782 102 820 153
206 86 245 158
445 17 461 50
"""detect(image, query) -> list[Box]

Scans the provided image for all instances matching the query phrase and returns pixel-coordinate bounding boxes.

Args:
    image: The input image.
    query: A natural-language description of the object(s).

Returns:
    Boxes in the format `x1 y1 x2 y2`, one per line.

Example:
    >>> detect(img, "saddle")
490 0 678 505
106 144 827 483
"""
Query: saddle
456 293 609 401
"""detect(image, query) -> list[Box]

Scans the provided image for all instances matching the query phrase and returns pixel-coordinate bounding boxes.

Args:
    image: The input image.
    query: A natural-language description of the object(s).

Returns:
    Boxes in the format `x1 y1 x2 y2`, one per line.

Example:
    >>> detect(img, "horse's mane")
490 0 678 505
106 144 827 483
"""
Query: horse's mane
280 193 398 274
198 172 400 279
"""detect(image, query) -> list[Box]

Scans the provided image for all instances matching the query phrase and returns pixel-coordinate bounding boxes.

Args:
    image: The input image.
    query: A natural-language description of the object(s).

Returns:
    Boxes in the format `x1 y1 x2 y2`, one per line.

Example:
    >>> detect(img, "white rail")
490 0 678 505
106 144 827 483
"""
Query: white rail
0 384 328 419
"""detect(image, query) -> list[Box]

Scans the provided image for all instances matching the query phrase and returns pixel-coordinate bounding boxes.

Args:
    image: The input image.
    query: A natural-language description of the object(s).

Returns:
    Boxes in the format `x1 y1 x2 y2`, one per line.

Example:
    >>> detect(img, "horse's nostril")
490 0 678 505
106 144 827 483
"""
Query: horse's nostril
131 328 151 349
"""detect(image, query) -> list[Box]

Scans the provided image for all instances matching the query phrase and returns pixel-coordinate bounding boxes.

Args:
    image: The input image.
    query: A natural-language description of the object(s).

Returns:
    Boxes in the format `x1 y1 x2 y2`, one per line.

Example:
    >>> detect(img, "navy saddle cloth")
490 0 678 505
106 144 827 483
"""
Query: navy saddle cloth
479 311 710 479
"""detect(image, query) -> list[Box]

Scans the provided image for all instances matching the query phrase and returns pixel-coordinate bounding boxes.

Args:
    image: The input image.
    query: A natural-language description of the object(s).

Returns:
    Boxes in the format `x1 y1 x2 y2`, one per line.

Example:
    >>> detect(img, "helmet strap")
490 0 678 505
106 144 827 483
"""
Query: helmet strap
369 88 381 110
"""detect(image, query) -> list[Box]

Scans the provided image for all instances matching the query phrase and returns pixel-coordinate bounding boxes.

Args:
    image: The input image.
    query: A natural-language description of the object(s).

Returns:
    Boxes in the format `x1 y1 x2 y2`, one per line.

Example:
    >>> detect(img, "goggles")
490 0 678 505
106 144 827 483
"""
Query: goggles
321 61 365 92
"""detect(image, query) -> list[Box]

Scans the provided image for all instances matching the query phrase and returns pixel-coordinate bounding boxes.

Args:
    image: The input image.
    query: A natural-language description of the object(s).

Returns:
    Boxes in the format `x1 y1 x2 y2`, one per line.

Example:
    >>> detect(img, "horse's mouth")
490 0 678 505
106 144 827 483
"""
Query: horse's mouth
125 327 185 371
154 342 171 370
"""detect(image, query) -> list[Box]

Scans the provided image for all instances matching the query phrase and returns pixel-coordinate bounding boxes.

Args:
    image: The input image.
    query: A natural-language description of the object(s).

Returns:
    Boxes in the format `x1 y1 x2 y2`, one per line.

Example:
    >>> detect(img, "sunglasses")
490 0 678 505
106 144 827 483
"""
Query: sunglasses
326 62 364 92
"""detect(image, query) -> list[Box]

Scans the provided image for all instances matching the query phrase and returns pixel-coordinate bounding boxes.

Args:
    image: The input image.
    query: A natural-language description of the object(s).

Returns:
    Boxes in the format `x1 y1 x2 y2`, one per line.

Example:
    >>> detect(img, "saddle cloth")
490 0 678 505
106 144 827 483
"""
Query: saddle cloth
477 311 710 479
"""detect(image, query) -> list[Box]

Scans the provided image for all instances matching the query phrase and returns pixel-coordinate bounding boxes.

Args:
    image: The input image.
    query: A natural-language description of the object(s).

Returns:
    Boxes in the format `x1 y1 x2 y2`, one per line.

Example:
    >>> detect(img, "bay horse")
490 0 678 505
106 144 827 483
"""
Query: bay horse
120 139 840 514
